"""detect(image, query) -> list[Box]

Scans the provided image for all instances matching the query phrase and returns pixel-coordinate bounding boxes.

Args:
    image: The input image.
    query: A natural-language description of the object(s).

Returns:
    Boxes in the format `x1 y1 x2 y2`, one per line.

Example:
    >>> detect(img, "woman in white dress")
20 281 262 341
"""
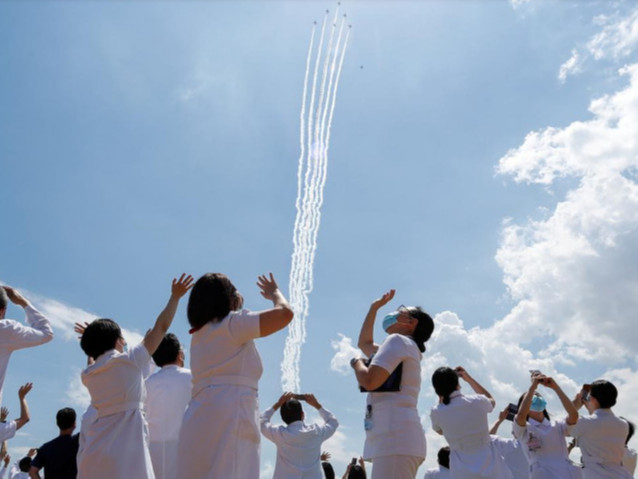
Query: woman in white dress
77 274 193 479
430 366 512 479
350 289 434 479
513 372 582 479
176 272 294 479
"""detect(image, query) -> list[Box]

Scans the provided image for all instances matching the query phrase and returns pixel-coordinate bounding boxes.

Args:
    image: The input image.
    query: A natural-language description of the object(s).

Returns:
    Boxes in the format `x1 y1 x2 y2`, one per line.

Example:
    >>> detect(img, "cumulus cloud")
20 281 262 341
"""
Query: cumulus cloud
65 367 91 409
330 334 360 375
559 6 638 81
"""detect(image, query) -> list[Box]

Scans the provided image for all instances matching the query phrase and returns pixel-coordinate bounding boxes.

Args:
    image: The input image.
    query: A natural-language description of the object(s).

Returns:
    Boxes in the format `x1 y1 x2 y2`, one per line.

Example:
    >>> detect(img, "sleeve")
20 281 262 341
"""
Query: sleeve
512 420 527 440
491 436 516 456
555 418 569 437
567 415 587 438
370 335 405 373
430 408 442 434
317 407 339 440
0 421 17 442
228 310 261 344
259 407 281 443
126 342 151 369
472 394 494 413
0 306 53 351
0 465 6 479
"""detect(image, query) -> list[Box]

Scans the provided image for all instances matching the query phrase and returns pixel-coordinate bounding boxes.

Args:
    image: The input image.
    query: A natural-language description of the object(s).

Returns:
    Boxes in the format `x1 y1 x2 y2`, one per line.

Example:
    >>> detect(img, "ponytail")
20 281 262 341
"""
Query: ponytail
432 367 459 405
409 307 434 354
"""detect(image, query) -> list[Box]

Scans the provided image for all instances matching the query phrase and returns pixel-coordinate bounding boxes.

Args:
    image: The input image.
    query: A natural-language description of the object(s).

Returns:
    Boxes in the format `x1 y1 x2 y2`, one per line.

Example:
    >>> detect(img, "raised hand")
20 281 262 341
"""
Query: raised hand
18 383 33 399
3 455 9 467
171 274 194 299
257 273 280 301
3 287 29 308
0 407 8 422
27 448 37 458
455 366 470 381
74 322 89 339
371 290 395 310
275 391 294 410
321 451 331 461
304 394 322 409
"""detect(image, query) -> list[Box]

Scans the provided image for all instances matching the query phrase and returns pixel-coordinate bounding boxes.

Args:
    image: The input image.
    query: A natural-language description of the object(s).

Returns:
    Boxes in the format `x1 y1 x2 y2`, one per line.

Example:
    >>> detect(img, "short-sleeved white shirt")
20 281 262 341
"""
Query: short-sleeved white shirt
492 435 530 479
0 421 17 442
190 309 262 395
145 365 192 442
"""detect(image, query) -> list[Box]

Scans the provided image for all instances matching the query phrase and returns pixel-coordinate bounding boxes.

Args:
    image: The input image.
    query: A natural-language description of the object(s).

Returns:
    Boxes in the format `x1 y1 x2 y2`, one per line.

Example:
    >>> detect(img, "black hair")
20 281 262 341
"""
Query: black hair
152 333 182 367
432 367 459 405
590 380 618 409
280 399 303 425
321 462 335 479
187 273 239 329
0 287 8 311
401 306 434 353
620 417 635 445
437 446 450 469
80 319 121 360
347 465 366 479
19 457 32 472
56 407 76 430
516 393 550 421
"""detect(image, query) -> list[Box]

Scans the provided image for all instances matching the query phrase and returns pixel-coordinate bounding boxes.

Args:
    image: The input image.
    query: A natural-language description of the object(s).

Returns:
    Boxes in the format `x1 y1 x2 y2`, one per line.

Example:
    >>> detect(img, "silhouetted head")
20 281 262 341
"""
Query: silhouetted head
347 465 366 479
280 399 303 425
590 380 618 409
56 407 76 431
432 367 459 405
187 273 243 329
152 333 183 367
80 319 122 360
437 446 450 469
19 457 32 473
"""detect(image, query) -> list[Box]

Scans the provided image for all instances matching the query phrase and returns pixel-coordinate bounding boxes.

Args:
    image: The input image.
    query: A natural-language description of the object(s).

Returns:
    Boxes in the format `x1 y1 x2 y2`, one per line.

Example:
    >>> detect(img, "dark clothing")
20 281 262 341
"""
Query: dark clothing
32 433 79 479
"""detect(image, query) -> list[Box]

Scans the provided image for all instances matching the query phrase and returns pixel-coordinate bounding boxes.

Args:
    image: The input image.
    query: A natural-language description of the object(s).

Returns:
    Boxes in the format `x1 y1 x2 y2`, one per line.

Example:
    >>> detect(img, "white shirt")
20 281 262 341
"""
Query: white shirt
145 365 192 442
0 305 53 403
190 309 262 396
622 447 636 475
0 421 17 442
260 406 339 479
569 409 632 478
430 391 512 479
423 465 451 478
491 435 530 479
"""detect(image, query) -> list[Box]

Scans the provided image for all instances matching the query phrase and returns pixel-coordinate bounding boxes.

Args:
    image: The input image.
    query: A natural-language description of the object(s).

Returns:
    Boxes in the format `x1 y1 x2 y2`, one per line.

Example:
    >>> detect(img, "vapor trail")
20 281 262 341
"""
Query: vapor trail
282 8 351 392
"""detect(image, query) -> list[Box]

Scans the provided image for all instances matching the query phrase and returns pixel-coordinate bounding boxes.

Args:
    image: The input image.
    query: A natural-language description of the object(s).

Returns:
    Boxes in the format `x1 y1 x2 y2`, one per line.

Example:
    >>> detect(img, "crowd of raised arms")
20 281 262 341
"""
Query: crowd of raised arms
0 274 634 479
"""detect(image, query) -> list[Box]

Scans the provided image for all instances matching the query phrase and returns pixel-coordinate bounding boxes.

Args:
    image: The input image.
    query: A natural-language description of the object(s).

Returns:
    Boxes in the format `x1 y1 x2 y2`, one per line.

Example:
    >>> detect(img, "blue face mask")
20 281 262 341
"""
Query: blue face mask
382 312 399 332
530 395 547 412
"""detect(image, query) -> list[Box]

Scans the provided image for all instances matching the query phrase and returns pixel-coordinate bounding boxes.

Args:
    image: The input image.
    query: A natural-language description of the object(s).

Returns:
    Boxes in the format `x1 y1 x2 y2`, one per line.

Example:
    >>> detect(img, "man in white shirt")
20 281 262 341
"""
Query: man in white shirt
144 333 191 479
569 380 632 478
422 446 451 479
0 286 53 404
260 392 339 479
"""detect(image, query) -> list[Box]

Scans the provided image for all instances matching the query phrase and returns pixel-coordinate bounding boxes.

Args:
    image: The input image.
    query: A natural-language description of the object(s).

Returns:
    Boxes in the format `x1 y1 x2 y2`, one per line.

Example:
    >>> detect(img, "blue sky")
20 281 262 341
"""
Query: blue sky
2 0 638 476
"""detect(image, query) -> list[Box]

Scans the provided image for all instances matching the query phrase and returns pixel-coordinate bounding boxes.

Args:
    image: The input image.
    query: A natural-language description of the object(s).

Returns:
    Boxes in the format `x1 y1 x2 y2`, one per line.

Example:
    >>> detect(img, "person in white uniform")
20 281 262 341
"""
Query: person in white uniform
176 272 294 479
430 366 512 479
513 372 582 479
489 405 529 479
422 446 451 479
619 418 636 475
0 384 32 443
569 380 632 478
145 333 191 479
260 392 339 479
0 286 53 404
350 289 434 479
76 273 193 479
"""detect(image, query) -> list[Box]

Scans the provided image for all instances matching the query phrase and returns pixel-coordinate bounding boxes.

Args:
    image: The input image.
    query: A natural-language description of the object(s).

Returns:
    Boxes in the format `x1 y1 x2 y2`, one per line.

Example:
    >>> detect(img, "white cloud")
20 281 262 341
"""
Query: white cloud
559 6 638 81
65 367 91 410
323 427 365 466
330 334 360 375
509 0 532 10
259 461 274 479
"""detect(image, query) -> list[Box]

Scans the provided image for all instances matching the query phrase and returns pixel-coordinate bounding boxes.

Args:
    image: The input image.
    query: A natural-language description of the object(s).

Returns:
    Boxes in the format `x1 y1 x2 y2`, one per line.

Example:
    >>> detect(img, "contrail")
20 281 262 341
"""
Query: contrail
282 7 351 392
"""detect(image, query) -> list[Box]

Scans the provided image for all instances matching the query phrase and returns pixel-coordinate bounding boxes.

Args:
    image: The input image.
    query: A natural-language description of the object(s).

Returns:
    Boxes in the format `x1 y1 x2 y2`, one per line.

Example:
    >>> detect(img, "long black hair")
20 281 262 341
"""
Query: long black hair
404 306 434 353
432 367 459 405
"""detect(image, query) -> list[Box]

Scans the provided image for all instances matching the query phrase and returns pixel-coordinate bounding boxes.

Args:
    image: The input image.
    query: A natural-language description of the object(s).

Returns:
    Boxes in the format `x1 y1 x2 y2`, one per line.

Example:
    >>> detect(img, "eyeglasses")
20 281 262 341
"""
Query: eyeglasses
397 305 414 318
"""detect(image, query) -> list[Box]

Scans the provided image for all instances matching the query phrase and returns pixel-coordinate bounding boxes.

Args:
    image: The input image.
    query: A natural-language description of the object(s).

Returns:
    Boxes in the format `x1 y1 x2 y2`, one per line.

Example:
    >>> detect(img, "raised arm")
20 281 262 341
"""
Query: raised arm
1 287 53 347
15 383 32 430
490 406 509 435
143 274 193 355
457 367 495 407
543 376 579 425
515 375 541 427
358 290 394 357
256 274 294 338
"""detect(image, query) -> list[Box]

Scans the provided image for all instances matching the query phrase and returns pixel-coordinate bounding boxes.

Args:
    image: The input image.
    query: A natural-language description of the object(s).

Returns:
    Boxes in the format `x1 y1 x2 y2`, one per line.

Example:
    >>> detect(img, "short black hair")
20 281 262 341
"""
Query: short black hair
280 399 303 425
187 273 239 329
437 446 450 469
590 380 618 409
152 333 182 367
321 462 335 479
19 457 32 472
432 367 459 405
407 306 434 353
80 319 121 360
56 407 76 430
347 465 366 479
0 287 8 311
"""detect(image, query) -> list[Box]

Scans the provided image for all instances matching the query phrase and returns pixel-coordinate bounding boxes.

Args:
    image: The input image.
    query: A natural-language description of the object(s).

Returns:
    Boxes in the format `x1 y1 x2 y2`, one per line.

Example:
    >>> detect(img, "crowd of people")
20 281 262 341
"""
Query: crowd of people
0 275 635 478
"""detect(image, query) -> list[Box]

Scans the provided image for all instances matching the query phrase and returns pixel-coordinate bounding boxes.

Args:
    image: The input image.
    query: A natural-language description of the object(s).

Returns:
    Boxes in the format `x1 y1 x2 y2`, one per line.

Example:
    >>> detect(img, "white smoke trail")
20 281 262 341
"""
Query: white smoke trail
282 9 351 392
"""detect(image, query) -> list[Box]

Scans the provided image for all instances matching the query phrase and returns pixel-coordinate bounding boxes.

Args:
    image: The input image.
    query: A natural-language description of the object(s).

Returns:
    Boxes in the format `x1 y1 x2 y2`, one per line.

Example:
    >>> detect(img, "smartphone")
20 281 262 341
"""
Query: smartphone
351 458 357 466
581 384 591 402
292 394 306 401
529 369 542 377
505 403 518 421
